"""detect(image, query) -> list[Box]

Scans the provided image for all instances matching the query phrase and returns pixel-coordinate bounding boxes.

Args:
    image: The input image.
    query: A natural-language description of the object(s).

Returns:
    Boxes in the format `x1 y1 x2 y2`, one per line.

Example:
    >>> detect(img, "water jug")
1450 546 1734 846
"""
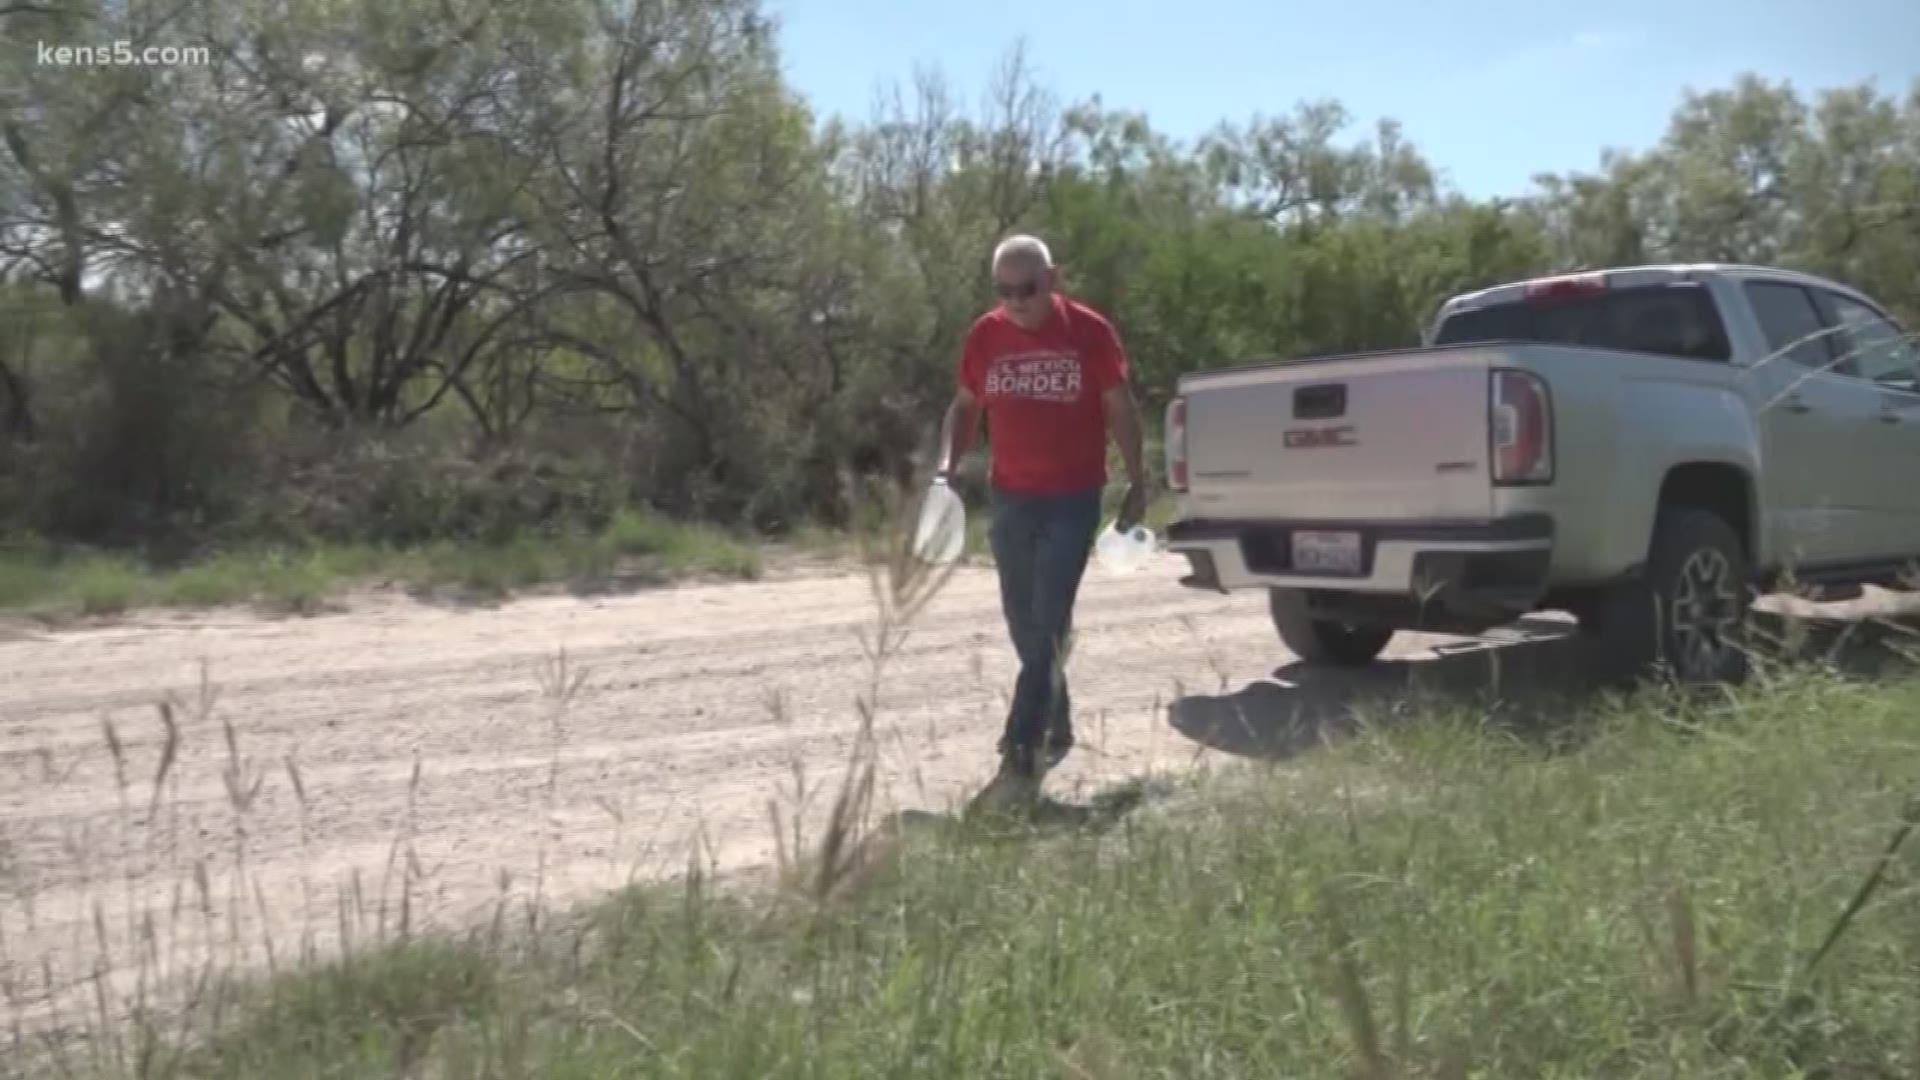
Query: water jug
1094 521 1156 572
911 480 966 565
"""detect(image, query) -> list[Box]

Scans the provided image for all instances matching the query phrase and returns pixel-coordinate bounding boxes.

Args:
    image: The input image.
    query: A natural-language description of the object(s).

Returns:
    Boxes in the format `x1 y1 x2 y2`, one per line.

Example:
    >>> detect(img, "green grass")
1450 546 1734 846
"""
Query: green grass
57 659 1920 1079
0 509 765 618
66 555 144 615
1 481 1148 618
154 548 384 612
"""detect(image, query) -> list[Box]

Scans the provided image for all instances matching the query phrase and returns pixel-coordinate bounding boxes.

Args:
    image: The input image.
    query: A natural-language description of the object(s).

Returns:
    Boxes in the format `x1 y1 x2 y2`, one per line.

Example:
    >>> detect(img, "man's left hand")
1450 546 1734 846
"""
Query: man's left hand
1116 481 1148 533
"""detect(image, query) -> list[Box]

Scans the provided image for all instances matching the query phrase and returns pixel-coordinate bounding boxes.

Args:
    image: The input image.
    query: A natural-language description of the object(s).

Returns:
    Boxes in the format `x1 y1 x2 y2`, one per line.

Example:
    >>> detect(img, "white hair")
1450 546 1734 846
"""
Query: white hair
991 234 1053 273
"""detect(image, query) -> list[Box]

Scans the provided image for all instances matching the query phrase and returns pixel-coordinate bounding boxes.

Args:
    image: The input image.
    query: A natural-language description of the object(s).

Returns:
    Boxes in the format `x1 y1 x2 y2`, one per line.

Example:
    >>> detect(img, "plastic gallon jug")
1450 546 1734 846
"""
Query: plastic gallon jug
911 480 966 565
1094 521 1156 572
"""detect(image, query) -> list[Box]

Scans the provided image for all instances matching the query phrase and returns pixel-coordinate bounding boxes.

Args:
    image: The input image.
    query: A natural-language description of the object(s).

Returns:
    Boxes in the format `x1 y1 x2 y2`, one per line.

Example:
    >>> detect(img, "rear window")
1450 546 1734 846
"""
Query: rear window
1433 283 1733 362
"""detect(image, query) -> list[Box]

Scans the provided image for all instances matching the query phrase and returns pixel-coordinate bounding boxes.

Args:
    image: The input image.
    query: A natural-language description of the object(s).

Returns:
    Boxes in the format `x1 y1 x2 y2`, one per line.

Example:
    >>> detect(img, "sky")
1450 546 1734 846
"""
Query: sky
770 0 1920 201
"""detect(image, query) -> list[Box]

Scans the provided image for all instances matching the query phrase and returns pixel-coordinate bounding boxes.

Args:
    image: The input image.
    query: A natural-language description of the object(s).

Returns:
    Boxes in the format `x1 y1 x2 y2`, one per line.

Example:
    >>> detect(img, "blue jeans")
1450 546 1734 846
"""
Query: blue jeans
989 485 1103 759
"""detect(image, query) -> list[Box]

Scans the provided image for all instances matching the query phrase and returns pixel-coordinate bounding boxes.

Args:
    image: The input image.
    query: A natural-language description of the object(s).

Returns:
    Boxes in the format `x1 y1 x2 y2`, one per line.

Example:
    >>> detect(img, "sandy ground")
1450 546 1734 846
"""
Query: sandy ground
2 553 1914 1042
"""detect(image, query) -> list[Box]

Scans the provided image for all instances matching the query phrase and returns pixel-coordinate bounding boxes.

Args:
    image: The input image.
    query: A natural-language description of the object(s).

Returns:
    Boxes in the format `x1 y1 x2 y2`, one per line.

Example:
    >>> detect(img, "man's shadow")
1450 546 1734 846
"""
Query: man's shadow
1170 604 1920 762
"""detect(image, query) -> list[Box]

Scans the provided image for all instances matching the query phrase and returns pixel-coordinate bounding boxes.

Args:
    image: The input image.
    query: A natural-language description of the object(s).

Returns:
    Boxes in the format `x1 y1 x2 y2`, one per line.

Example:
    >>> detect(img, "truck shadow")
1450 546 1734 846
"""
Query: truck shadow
1168 605 1920 762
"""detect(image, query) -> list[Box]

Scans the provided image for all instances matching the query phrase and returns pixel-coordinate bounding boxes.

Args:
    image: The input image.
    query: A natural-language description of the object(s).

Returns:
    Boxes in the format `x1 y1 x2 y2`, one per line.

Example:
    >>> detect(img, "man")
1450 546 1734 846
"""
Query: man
935 234 1148 791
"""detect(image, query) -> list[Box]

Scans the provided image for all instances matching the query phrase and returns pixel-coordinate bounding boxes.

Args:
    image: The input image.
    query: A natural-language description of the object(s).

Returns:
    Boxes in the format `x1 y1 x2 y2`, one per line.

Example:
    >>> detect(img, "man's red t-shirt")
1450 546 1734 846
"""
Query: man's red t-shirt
958 293 1129 496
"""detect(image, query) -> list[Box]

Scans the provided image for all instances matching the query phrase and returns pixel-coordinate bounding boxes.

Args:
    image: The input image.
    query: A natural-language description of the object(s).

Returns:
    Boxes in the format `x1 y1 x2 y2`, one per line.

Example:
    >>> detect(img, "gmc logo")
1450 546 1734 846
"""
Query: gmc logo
1283 425 1356 449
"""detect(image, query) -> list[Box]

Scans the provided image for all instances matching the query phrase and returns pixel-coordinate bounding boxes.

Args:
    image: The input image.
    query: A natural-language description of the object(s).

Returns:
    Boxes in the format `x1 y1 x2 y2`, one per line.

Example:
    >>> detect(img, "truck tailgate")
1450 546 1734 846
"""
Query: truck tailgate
1181 348 1498 522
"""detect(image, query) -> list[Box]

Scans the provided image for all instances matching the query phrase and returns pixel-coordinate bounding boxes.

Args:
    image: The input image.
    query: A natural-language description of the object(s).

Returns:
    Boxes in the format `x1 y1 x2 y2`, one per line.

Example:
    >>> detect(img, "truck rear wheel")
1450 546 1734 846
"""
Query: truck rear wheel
1268 588 1395 666
1595 508 1751 684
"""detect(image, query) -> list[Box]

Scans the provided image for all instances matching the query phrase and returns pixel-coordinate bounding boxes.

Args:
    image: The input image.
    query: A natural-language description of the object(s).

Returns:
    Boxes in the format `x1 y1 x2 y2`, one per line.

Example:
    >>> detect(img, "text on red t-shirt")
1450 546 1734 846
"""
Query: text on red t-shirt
958 294 1129 496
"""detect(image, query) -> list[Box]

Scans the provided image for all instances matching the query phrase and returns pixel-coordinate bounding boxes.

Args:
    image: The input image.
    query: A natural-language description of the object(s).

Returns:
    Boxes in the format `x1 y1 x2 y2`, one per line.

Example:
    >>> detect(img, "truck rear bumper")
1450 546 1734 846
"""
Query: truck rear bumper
1167 513 1555 623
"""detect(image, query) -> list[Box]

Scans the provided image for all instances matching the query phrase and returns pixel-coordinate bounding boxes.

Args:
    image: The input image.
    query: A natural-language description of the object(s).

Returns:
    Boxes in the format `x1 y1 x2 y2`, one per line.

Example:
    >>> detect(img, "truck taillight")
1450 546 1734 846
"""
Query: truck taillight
1166 396 1188 492
1491 370 1552 484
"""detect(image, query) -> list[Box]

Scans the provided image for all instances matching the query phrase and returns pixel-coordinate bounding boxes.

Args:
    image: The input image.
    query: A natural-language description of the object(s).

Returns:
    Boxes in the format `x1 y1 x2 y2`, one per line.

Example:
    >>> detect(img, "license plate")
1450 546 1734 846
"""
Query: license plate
1291 530 1362 574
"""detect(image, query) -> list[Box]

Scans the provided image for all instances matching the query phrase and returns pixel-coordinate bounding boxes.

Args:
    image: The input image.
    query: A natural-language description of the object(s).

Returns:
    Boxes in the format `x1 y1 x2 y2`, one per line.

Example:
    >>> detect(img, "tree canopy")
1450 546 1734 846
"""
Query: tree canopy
3 1 1917 545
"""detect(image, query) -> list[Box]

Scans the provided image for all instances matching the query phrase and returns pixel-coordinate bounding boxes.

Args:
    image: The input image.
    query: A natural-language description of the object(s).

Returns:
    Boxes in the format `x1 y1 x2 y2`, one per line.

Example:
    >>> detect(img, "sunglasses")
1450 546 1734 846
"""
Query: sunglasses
993 278 1044 300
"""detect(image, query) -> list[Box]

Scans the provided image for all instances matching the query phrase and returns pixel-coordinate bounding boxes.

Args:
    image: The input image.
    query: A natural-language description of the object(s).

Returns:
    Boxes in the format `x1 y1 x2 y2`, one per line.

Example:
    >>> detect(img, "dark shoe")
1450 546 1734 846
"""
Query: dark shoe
1000 731 1069 772
1041 706 1074 768
971 745 1041 815
1041 730 1073 769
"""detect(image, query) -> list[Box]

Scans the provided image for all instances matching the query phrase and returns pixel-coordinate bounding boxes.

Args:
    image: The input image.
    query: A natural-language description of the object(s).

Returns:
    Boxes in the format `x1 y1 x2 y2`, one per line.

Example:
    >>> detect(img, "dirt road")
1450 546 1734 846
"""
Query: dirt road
2 553 1910 1038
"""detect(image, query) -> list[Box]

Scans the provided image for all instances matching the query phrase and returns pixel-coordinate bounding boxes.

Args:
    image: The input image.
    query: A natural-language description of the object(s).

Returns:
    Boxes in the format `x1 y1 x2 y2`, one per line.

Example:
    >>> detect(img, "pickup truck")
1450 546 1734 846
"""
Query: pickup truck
1162 263 1920 683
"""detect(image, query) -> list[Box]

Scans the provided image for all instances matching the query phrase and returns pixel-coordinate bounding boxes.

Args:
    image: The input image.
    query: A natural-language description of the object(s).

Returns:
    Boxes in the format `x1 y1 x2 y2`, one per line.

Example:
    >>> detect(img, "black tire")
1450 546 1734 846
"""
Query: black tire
1268 588 1395 666
1593 508 1752 684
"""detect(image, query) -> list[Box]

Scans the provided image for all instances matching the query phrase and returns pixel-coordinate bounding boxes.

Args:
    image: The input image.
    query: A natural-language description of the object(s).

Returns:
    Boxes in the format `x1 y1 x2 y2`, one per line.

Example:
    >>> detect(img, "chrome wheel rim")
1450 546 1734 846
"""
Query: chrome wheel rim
1668 548 1743 678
